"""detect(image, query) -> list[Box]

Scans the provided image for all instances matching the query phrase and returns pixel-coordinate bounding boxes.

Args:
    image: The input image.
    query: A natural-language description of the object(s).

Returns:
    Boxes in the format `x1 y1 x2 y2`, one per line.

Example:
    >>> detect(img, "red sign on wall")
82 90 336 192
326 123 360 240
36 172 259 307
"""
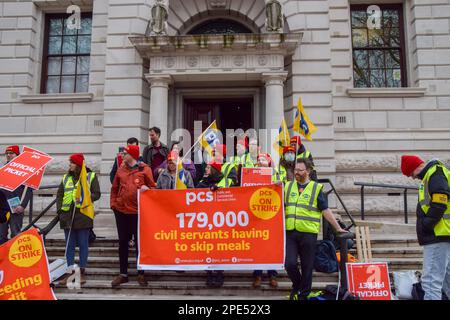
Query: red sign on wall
346 262 392 300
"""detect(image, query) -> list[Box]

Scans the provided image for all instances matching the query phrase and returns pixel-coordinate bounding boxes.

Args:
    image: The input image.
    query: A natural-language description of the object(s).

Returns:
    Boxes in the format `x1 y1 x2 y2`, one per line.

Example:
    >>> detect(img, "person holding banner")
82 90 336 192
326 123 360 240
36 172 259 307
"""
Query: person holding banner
110 145 156 287
290 136 317 181
56 153 101 285
251 152 281 289
0 145 32 245
284 158 347 300
213 144 238 187
156 151 194 189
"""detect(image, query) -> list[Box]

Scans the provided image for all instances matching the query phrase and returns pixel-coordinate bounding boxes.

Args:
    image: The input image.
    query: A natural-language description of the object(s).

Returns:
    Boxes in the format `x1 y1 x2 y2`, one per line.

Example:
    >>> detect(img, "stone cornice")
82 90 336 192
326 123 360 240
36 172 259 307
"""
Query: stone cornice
129 33 302 59
346 87 427 98
20 93 94 104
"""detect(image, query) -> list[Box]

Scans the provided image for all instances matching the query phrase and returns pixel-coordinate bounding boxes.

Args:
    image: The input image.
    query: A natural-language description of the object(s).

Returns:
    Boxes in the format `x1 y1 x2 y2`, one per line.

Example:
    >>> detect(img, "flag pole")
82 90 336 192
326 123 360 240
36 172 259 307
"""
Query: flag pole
181 120 217 163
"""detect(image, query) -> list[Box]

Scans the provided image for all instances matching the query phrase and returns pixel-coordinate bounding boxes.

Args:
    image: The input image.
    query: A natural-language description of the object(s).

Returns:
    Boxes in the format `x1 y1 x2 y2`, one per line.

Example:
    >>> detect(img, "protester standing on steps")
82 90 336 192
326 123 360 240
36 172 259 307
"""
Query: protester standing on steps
142 127 169 173
109 137 140 183
110 145 156 287
56 153 101 286
0 145 33 244
156 151 194 189
284 158 347 300
401 155 450 300
153 141 196 182
290 136 318 181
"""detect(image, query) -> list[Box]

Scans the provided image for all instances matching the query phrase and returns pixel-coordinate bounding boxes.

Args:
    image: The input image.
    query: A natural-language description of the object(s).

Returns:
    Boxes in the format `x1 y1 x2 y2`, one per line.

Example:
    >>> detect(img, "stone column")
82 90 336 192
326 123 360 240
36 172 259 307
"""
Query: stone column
145 74 172 144
262 72 287 164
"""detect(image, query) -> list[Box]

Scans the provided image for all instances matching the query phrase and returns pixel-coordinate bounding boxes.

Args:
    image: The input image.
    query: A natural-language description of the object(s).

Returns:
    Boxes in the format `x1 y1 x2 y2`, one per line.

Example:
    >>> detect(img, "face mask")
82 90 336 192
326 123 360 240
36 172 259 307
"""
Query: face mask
284 153 295 162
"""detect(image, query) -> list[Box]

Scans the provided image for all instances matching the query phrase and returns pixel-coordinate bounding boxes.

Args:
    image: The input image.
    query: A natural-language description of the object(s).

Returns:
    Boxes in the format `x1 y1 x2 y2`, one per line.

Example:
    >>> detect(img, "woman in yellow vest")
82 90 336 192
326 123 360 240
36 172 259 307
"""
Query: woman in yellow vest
284 158 347 300
401 155 450 300
56 153 101 286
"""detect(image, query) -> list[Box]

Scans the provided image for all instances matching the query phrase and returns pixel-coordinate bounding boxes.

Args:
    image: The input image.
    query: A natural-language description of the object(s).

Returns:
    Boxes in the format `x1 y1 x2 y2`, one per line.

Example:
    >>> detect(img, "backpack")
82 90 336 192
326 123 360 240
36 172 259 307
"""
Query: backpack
314 240 338 273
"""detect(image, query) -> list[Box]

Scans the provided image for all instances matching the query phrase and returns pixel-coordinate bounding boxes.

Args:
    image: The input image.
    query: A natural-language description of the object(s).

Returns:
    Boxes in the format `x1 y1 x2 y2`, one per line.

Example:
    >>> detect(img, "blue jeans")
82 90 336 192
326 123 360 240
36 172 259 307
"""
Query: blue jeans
64 228 90 268
422 242 450 300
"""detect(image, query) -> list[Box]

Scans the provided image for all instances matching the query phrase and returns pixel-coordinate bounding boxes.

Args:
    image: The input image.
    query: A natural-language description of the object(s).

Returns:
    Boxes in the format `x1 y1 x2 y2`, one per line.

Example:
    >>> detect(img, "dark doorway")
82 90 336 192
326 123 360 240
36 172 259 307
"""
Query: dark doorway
184 98 253 140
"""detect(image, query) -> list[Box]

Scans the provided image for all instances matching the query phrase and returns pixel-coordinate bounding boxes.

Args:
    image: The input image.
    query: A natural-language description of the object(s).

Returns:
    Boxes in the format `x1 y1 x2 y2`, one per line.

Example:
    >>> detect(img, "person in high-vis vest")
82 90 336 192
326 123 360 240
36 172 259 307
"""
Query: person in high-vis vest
285 158 347 300
229 139 248 167
213 144 238 186
56 153 101 286
196 161 232 287
401 155 450 300
290 136 317 181
279 146 296 181
241 137 259 168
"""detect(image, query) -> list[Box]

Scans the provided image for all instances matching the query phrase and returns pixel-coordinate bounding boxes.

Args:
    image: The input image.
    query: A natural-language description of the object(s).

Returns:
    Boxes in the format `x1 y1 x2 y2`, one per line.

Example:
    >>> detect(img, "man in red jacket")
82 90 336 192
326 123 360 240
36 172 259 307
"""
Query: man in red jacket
110 145 155 287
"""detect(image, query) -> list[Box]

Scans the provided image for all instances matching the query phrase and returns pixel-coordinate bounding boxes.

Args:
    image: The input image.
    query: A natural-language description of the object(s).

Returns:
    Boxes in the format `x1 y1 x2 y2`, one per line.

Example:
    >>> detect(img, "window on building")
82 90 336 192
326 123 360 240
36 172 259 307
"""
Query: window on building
41 13 92 94
351 5 406 88
187 19 253 35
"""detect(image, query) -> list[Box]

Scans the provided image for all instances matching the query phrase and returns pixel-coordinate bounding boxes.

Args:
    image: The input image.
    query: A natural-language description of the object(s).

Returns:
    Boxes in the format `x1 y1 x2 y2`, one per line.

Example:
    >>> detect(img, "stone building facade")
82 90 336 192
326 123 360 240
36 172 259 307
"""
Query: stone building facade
0 0 449 219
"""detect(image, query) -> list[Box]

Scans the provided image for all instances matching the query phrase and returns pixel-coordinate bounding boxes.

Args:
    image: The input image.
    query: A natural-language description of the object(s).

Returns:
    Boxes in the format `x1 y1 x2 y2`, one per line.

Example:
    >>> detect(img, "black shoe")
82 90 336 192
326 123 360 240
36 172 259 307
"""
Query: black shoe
289 289 300 300
206 272 214 287
213 272 224 288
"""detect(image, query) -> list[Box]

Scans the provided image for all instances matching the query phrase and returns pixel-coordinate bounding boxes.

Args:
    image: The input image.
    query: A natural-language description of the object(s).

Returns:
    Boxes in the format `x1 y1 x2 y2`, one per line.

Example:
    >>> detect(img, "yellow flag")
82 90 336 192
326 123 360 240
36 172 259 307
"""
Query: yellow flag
175 160 187 190
272 118 290 156
293 97 317 141
199 120 220 159
75 162 94 220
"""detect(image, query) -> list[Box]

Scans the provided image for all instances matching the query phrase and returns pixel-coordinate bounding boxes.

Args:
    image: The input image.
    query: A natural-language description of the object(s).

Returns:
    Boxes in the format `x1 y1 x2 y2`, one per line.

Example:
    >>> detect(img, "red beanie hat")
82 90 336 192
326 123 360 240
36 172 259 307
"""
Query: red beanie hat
283 146 295 154
214 144 226 156
124 145 140 161
209 161 222 173
290 136 302 146
69 153 85 167
5 145 20 155
401 155 424 177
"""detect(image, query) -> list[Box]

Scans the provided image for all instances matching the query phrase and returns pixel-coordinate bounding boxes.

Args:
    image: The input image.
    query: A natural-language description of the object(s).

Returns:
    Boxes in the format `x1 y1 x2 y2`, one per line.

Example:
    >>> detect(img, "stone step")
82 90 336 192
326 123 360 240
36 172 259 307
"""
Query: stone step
54 267 340 282
45 246 422 259
55 293 287 300
52 279 334 297
48 255 422 271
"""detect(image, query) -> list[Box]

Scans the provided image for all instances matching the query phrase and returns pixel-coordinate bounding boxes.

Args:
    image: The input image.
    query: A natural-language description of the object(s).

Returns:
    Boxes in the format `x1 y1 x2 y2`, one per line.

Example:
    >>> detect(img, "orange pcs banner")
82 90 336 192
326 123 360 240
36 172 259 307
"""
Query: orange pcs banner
346 262 392 300
0 151 53 191
0 228 56 300
138 185 285 270
240 167 272 187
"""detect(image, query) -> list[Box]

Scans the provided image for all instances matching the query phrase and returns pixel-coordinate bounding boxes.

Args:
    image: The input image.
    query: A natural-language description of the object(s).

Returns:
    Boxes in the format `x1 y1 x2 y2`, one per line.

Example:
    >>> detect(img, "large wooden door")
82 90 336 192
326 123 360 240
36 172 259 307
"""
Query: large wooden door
184 98 253 139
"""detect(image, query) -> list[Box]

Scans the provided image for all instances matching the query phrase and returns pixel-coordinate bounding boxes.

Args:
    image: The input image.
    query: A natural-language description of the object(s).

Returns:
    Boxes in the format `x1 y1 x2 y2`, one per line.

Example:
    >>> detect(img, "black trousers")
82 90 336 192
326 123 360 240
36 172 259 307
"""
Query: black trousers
114 210 143 276
285 230 318 299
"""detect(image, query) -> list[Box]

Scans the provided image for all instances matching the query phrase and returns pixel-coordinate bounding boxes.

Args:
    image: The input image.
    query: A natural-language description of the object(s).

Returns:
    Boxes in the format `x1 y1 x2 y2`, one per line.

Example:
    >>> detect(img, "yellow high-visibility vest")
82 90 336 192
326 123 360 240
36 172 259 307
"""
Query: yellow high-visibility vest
418 163 450 237
61 172 95 212
284 180 323 234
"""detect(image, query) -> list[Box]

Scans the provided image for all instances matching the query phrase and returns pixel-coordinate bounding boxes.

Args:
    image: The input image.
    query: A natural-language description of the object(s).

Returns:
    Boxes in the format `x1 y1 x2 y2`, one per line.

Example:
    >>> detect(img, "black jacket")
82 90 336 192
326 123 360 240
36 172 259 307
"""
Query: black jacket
0 185 32 212
416 160 450 246
0 191 8 223
142 143 169 168
196 171 223 189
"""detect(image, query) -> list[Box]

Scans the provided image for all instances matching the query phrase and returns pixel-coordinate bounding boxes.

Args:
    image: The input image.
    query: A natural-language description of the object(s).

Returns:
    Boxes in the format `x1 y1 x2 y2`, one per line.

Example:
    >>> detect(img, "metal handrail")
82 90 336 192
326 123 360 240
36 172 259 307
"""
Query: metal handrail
354 181 419 224
318 178 356 229
23 184 60 236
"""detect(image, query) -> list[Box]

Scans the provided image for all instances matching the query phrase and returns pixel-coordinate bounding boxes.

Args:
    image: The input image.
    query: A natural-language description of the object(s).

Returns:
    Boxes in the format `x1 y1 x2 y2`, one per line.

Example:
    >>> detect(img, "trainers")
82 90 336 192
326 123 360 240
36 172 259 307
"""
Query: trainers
269 277 278 288
111 275 129 287
137 274 148 286
289 289 299 300
252 276 262 288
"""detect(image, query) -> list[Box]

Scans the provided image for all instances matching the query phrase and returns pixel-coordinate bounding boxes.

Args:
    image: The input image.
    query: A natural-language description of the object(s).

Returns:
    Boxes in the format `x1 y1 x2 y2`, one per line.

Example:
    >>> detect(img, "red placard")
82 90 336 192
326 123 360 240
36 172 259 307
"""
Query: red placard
0 151 53 192
138 185 285 270
22 147 50 190
240 167 273 187
0 228 56 300
346 262 392 300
